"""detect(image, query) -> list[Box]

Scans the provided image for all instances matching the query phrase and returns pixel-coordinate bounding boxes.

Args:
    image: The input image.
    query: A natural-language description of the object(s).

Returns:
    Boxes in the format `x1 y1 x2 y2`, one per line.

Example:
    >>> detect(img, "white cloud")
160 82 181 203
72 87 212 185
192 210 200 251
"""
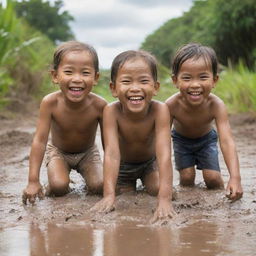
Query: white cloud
61 0 193 68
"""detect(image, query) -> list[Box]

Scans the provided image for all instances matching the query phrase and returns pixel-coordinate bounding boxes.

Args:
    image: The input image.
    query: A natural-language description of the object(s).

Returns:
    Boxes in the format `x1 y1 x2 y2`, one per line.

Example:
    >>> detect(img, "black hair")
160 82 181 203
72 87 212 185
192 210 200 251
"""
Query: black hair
52 41 99 74
111 50 158 84
172 43 219 77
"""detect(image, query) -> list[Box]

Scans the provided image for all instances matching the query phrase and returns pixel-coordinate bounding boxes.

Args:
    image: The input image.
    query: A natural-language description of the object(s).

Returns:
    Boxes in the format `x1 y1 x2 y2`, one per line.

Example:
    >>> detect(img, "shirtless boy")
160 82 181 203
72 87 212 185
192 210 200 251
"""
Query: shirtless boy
22 41 107 204
166 43 243 201
92 50 175 222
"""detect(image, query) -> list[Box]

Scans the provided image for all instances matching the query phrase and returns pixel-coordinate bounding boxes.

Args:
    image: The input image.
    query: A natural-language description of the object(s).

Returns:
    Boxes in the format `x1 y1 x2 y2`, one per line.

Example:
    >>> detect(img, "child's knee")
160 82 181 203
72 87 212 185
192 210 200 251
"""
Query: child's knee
179 168 195 186
49 180 70 196
203 171 224 189
87 180 103 194
146 184 159 196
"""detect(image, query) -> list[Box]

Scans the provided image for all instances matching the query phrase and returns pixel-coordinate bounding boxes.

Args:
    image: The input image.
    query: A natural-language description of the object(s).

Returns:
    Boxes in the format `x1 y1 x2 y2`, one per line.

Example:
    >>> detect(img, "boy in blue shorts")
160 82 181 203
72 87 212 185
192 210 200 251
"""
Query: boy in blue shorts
165 43 243 201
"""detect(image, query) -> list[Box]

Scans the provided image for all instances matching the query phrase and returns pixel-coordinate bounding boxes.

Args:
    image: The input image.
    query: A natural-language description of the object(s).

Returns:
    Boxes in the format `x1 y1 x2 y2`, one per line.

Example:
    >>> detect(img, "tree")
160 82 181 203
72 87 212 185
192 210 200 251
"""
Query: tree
141 0 256 69
209 0 256 69
14 0 74 43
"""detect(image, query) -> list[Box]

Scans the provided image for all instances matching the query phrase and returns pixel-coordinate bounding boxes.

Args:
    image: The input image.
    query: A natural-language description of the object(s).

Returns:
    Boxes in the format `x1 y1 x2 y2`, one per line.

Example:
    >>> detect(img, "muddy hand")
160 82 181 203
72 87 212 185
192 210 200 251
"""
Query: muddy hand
226 187 243 201
90 196 115 213
150 203 176 225
226 180 243 202
22 182 44 205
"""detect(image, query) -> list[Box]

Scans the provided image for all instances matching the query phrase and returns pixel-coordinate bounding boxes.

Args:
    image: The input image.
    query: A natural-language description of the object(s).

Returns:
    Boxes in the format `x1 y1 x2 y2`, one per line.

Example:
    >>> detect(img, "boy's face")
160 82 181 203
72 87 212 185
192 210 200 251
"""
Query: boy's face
172 57 218 107
110 58 159 113
51 50 99 103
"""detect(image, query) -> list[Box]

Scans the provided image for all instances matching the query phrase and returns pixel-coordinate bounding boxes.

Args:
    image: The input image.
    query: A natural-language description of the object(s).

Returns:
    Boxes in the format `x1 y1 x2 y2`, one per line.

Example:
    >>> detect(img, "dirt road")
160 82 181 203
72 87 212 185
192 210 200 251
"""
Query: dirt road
0 112 256 256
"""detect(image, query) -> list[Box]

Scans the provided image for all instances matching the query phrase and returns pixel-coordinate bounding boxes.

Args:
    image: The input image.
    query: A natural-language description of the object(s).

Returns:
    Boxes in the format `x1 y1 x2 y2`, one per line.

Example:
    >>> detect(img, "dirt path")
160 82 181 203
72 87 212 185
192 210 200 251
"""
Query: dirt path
0 112 256 255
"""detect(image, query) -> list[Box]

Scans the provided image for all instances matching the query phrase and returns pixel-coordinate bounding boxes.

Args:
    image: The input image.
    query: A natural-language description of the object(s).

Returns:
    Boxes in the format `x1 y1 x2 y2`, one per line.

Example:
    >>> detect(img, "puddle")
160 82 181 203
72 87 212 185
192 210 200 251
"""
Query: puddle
2 220 251 256
0 114 256 255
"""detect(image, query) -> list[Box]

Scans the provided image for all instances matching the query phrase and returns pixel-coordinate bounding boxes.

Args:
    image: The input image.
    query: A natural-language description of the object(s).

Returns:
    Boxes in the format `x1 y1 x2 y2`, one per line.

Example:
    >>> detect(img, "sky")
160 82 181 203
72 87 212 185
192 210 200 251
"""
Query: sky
61 0 194 69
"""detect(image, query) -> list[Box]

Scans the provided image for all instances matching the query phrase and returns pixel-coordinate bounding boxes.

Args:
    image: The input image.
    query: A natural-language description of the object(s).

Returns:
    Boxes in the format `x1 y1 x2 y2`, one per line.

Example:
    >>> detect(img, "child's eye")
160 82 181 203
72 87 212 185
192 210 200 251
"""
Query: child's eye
200 75 209 80
121 80 131 84
141 79 150 84
82 71 91 76
181 76 190 81
64 70 72 75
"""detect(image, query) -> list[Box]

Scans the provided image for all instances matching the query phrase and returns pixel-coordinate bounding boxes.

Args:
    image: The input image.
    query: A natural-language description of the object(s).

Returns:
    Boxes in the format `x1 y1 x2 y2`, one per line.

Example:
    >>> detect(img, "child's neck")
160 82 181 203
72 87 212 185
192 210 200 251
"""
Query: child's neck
120 102 151 121
64 96 90 111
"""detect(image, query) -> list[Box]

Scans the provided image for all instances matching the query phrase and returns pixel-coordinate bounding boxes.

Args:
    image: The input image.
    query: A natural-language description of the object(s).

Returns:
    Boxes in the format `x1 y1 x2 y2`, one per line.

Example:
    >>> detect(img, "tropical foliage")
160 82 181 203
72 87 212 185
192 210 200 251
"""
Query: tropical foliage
141 0 256 70
0 0 55 109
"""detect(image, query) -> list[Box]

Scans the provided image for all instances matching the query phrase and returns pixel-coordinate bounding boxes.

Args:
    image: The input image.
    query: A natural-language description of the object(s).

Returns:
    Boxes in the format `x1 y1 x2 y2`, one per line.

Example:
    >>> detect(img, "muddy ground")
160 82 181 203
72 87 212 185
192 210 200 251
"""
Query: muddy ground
0 111 256 256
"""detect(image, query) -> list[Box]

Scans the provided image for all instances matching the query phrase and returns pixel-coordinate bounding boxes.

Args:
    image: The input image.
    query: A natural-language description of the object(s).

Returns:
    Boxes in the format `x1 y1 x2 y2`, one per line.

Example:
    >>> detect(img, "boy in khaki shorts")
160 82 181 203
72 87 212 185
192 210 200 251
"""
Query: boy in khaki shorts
22 41 107 204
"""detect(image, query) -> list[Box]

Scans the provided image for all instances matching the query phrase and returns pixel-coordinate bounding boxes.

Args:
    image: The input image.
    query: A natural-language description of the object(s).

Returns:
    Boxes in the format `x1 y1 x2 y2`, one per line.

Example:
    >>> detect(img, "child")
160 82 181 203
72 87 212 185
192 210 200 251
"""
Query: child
22 41 107 204
165 43 243 201
92 50 175 222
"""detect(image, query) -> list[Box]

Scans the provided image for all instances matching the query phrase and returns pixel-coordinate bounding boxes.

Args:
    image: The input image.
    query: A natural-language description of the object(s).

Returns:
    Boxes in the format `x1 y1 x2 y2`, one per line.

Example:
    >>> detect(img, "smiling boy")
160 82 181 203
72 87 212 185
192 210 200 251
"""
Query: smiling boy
92 50 175 222
22 41 107 204
165 43 243 201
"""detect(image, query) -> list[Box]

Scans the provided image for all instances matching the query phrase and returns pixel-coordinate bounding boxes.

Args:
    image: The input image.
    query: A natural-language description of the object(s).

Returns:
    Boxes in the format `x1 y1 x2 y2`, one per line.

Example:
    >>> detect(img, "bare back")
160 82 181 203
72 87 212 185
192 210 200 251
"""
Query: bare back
166 92 223 138
45 91 106 153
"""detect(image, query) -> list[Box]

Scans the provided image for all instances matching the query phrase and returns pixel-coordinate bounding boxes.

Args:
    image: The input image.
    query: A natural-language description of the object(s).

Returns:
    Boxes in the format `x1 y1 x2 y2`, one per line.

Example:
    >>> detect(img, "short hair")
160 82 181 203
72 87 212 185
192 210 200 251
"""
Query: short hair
111 50 158 84
172 43 219 77
52 41 99 73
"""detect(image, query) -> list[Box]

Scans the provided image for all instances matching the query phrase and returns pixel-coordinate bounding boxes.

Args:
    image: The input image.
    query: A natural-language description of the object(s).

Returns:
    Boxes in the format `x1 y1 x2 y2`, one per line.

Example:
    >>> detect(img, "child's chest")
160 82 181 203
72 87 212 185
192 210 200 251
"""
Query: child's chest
118 118 155 144
52 109 99 133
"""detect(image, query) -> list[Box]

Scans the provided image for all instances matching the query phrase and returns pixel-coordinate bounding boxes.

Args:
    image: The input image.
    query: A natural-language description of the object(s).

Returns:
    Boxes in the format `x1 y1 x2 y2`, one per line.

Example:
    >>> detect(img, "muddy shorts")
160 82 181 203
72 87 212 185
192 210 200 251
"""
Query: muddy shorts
117 157 157 187
171 129 220 172
45 143 101 173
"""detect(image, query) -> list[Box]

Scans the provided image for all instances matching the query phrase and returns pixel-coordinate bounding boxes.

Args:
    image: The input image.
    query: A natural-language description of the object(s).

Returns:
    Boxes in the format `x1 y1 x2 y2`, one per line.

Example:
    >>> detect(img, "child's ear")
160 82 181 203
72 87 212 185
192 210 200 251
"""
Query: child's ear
212 74 219 88
153 81 160 96
110 81 118 97
171 75 178 88
93 72 100 86
51 70 59 84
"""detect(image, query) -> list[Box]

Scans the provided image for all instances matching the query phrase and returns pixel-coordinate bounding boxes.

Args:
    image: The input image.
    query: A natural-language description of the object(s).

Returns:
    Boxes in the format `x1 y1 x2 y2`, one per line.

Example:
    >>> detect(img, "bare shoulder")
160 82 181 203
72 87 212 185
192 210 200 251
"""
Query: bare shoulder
151 100 169 117
89 92 108 110
209 93 226 111
40 91 61 109
165 92 181 113
104 101 120 114
151 100 168 111
207 93 230 123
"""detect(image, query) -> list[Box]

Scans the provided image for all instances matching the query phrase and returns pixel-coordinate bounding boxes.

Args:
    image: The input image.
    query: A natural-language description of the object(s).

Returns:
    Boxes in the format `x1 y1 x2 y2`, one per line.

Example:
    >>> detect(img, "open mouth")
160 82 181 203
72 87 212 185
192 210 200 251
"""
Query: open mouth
69 87 84 96
188 91 202 96
69 87 84 92
128 96 144 104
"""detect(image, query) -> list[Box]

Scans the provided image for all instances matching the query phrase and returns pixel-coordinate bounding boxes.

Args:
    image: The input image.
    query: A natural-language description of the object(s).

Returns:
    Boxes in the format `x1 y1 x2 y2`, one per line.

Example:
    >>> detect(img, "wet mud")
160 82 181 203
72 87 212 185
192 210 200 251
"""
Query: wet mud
0 113 256 255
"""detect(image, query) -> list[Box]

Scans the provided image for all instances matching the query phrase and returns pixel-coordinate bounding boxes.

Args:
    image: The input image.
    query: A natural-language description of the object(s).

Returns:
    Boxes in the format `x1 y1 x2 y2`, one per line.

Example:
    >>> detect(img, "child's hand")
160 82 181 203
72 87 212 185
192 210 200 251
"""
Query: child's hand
90 195 115 213
22 181 44 205
150 199 176 224
226 178 243 201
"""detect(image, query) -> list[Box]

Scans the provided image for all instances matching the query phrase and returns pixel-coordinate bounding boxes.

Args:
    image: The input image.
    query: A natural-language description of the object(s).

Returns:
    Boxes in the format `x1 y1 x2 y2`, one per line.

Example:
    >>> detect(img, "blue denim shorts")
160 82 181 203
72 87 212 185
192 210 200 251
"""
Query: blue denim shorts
171 129 220 172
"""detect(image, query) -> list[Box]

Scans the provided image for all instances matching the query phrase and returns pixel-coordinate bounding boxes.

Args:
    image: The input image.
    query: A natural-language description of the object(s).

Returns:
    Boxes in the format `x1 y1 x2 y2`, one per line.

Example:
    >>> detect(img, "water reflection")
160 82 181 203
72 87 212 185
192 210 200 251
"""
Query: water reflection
1 221 232 256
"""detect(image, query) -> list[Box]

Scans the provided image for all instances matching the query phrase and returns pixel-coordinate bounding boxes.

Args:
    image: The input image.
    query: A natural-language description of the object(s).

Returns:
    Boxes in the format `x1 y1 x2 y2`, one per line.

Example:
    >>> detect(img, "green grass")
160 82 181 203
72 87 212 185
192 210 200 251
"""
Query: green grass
214 63 256 113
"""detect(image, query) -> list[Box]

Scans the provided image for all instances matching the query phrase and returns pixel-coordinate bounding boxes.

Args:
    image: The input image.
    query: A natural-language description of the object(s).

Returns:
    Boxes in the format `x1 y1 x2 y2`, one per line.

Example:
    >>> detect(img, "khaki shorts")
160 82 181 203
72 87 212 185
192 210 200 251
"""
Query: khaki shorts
45 143 102 173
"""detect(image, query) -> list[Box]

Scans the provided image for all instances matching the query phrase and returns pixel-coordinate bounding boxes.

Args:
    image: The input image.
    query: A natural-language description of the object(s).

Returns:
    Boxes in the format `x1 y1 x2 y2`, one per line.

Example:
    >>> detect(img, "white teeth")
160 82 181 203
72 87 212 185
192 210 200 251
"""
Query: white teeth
129 96 143 100
189 92 201 95
70 87 83 91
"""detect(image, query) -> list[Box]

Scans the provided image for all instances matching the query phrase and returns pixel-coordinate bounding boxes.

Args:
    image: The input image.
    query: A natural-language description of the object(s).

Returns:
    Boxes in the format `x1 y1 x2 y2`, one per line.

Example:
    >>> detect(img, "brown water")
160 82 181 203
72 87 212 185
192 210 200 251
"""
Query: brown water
0 113 256 256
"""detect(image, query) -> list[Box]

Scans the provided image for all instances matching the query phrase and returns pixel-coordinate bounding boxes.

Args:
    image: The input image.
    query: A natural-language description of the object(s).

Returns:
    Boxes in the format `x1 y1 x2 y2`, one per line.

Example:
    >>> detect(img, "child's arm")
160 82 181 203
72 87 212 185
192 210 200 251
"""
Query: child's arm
215 101 243 201
151 103 176 223
22 98 52 204
98 100 107 150
91 104 120 212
